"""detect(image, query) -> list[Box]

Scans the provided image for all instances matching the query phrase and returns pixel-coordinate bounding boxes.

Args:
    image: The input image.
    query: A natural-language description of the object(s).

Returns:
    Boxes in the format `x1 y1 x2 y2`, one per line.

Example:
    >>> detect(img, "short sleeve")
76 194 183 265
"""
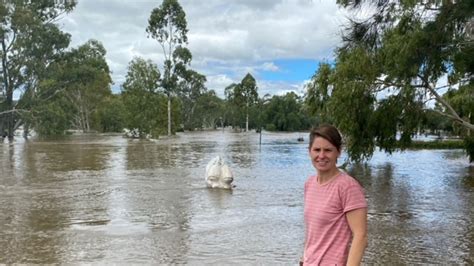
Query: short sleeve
342 184 367 213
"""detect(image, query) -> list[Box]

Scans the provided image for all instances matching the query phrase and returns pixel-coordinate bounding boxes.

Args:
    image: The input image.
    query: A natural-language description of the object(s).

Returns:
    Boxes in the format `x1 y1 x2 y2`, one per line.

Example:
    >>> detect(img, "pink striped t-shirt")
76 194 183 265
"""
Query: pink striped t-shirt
303 172 367 265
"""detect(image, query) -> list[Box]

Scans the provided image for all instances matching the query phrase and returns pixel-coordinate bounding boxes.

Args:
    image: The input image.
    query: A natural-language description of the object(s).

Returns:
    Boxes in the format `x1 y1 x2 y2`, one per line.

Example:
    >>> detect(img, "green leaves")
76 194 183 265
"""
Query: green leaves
304 62 335 126
177 69 207 130
224 73 259 131
121 57 166 138
239 73 259 108
263 92 309 132
194 90 225 129
123 57 161 94
0 0 76 137
32 99 72 136
146 0 188 45
147 0 191 136
316 0 474 162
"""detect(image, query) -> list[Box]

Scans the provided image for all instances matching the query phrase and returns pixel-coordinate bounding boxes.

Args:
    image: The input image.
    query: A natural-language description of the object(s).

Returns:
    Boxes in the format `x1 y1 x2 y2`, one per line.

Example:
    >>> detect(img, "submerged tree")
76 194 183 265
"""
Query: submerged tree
96 94 125 133
0 0 76 137
62 40 112 132
264 92 309 131
147 0 191 136
177 69 207 130
224 74 259 131
19 39 112 136
239 73 259 132
308 0 474 162
224 83 244 130
224 74 259 132
194 90 225 129
121 57 168 138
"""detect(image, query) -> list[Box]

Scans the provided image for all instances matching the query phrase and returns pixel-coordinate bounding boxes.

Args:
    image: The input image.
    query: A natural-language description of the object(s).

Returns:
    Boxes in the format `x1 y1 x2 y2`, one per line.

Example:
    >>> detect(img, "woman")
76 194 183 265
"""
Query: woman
301 125 367 265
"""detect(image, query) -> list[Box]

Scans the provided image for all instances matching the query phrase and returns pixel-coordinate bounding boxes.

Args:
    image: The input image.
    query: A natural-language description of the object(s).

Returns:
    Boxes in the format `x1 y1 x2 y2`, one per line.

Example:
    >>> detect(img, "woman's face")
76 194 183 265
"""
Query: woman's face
309 136 340 173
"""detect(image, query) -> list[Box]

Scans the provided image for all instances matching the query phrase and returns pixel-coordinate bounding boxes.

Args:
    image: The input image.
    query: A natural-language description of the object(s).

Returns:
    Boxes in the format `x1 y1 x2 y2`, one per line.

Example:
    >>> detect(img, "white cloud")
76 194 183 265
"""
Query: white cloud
259 62 280 72
60 0 349 97
206 74 237 98
258 80 309 98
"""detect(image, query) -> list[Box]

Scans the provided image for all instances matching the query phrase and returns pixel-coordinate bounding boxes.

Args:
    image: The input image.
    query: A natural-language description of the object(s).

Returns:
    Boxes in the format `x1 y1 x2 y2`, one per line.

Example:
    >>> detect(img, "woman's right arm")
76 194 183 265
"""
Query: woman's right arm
346 207 368 266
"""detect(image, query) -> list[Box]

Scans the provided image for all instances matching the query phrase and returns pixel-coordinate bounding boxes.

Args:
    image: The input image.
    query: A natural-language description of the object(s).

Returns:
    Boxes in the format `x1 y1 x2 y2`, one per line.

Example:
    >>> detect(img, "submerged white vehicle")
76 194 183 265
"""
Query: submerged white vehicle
205 156 234 189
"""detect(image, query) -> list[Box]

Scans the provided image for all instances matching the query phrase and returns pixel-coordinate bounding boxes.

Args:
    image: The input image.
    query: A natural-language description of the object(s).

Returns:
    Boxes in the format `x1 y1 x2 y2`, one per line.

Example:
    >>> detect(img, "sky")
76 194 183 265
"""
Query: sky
59 0 352 98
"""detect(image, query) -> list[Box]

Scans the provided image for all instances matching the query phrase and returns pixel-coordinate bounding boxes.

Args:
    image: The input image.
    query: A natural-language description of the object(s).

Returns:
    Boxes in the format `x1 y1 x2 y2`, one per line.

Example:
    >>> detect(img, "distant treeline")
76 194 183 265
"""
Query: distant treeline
400 140 465 150
1 0 473 163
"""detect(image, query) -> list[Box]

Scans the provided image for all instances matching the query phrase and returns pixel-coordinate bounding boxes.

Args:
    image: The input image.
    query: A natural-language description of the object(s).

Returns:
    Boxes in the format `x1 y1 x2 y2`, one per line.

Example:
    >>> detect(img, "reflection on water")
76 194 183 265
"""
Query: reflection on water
0 131 472 264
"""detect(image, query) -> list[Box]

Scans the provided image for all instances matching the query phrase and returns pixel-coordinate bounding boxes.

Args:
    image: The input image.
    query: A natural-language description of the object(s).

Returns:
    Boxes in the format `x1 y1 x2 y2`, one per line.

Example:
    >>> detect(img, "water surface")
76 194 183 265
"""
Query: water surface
0 131 472 264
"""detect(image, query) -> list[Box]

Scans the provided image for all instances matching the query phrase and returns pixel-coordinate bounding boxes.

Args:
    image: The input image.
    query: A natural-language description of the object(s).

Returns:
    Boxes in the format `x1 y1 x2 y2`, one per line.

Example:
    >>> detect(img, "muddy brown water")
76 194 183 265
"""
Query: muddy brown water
0 131 472 264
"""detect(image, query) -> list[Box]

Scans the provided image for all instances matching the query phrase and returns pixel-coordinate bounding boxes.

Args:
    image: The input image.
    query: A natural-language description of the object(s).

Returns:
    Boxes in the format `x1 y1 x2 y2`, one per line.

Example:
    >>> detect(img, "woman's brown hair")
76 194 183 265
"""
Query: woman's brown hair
309 124 342 152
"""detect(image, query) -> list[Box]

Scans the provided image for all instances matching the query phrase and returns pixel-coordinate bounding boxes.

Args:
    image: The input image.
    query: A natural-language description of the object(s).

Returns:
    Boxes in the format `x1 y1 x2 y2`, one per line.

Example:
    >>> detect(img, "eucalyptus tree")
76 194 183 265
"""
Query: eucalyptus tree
62 40 112 132
441 83 474 161
252 93 272 132
306 0 474 162
121 57 167 138
96 94 125 133
263 92 309 131
441 84 474 133
304 63 334 123
177 69 207 130
146 0 191 136
0 0 76 137
194 90 225 129
420 109 452 135
224 83 244 129
239 73 259 131
21 39 112 135
224 74 259 131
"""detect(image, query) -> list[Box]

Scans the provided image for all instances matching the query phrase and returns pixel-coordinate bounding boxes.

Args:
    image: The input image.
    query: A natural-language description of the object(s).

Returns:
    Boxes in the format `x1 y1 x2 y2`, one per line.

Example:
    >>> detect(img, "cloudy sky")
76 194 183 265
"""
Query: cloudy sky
59 0 352 98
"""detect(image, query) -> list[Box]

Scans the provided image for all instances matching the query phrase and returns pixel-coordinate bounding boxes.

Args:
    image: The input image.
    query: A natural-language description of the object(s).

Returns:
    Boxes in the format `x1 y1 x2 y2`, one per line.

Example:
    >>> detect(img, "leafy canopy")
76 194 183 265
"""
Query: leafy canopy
306 0 474 162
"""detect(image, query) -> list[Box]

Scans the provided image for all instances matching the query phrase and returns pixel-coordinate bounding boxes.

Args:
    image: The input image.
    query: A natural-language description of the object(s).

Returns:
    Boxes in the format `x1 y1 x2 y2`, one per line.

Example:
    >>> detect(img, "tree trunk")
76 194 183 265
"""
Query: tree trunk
2 38 14 138
85 109 90 132
246 112 249 132
23 123 29 139
168 96 171 136
469 112 472 137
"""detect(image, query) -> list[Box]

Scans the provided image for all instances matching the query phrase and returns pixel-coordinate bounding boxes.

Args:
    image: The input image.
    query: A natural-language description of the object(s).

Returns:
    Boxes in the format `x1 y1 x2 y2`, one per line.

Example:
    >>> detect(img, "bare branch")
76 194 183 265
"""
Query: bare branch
0 109 29 116
160 42 168 61
430 109 458 121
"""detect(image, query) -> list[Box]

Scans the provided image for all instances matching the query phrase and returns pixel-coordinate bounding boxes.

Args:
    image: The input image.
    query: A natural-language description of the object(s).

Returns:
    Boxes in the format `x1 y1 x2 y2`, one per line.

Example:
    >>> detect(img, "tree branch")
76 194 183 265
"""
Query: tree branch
0 109 30 116
418 74 474 130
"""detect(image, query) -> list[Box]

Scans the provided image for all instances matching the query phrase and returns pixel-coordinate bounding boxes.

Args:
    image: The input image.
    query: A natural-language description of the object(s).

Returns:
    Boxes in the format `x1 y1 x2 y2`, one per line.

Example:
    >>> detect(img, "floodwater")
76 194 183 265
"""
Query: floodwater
0 130 472 264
